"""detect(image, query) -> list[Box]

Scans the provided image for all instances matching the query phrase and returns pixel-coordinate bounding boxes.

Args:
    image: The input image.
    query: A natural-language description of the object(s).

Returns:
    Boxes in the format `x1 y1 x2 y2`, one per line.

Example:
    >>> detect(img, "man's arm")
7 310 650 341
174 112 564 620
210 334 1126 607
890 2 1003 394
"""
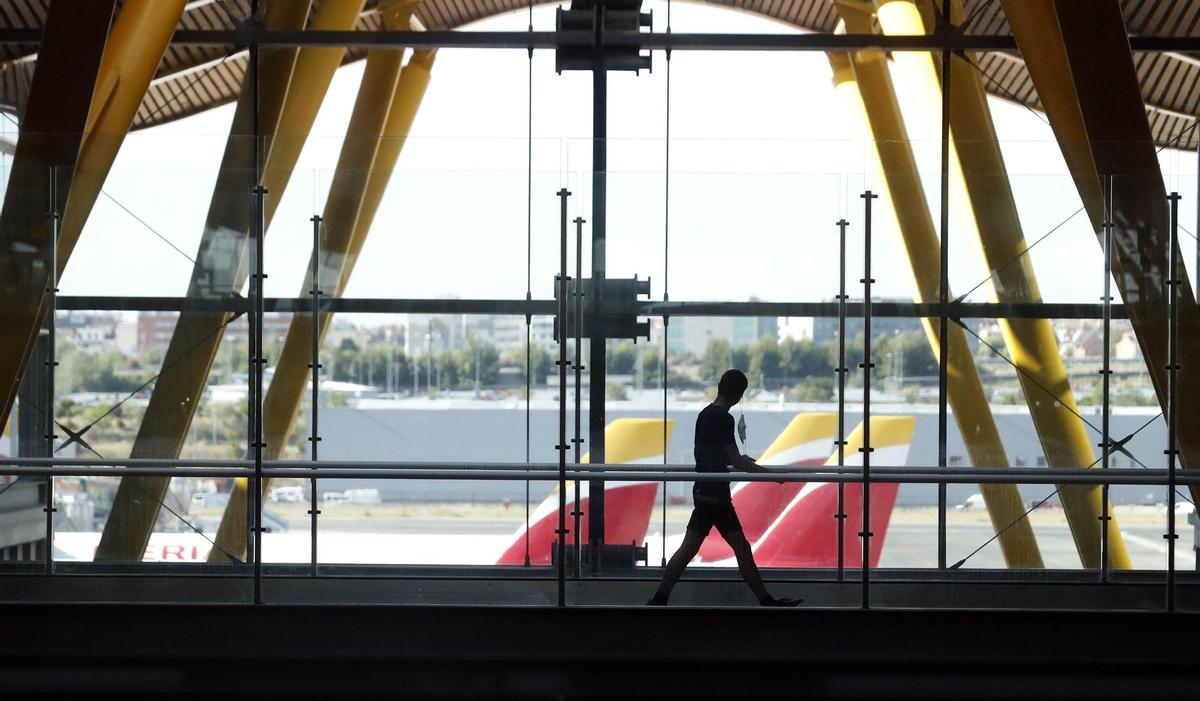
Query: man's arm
723 443 768 473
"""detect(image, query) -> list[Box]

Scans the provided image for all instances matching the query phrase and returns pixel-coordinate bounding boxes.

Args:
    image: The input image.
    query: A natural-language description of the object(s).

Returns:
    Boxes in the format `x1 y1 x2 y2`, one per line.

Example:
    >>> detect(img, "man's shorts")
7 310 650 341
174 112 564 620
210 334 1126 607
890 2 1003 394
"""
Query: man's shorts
686 496 743 539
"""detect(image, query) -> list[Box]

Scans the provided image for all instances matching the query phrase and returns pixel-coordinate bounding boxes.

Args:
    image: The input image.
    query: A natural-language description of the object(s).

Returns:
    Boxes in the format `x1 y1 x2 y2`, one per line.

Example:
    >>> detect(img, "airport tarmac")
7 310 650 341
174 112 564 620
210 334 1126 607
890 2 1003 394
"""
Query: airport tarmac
261 505 1197 571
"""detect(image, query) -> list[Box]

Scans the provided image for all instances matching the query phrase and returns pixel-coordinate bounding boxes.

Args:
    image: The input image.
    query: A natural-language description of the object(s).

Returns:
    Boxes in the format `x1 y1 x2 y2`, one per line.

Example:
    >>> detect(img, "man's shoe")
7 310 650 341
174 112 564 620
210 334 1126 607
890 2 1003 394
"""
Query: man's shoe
759 595 803 607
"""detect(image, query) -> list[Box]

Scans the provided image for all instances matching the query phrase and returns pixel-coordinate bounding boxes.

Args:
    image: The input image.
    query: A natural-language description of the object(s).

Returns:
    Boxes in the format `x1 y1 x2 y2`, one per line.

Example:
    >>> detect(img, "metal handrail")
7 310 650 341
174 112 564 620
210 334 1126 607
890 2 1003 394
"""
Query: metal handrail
2 459 1197 486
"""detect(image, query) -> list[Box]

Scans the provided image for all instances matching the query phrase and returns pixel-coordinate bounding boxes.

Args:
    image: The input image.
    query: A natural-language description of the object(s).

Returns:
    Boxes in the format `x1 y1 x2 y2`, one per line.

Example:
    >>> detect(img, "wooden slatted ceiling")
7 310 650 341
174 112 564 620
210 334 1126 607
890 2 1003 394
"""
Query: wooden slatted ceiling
0 0 42 113
0 0 1196 148
130 2 386 129
1125 0 1200 146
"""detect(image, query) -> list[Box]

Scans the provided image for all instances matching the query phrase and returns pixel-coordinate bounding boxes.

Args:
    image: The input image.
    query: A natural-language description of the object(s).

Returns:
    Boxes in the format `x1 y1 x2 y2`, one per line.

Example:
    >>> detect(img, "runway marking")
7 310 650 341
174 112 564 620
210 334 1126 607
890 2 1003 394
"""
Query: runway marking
1121 532 1167 554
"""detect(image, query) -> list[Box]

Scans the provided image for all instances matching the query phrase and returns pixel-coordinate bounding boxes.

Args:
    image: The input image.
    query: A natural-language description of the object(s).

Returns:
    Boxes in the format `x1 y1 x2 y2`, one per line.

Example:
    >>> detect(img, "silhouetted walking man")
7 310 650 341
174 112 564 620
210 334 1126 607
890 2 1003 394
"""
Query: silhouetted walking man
648 369 801 607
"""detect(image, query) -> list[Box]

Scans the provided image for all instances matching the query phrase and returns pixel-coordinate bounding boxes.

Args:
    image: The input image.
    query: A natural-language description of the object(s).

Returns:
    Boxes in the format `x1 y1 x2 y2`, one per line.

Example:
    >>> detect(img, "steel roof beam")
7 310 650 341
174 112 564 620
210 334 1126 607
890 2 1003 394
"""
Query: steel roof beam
1002 0 1200 511
58 0 190 282
832 3 1043 568
93 0 316 561
0 29 1026 51
208 0 427 563
50 295 1142 321
878 0 1129 570
0 0 116 435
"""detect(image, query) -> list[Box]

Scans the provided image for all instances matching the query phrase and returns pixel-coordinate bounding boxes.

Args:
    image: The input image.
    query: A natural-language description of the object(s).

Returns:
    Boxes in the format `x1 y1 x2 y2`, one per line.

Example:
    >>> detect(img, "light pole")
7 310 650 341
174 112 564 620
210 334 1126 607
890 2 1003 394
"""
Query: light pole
425 319 434 396
385 328 393 396
473 338 481 397
636 346 643 393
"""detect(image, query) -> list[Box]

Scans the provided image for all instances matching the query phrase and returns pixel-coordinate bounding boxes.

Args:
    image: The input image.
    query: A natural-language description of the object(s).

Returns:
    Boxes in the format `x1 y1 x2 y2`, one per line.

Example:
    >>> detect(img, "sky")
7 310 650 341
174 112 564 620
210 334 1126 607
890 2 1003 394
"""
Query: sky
54 1 1200 310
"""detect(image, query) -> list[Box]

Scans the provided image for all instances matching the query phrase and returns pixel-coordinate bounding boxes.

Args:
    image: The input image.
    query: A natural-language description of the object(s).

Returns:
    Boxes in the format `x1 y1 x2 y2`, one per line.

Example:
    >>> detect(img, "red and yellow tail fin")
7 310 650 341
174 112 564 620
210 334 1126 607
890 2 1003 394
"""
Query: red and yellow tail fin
697 413 837 562
751 416 915 568
496 418 674 565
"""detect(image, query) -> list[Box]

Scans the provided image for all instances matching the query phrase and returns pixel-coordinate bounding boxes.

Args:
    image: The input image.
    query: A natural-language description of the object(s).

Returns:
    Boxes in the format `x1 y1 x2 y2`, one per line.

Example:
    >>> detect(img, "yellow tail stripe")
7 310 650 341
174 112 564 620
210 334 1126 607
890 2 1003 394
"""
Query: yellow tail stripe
759 413 837 462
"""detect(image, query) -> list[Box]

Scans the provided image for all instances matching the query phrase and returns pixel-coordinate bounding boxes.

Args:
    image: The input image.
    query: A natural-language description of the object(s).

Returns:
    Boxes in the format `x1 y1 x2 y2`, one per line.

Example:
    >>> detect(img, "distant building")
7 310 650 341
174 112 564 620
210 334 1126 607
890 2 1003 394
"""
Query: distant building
136 312 292 354
137 313 176 353
324 318 372 351
357 323 406 351
667 316 777 357
755 315 779 345
56 312 122 353
812 298 923 344
778 316 814 342
115 321 138 354
1054 319 1104 360
402 313 500 356
1115 332 1141 361
491 315 555 353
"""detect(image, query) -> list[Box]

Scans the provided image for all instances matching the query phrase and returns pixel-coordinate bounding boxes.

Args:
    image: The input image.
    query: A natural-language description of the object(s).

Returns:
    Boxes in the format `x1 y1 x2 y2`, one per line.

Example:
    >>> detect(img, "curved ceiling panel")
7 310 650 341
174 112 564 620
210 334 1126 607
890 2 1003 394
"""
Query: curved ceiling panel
0 0 1195 147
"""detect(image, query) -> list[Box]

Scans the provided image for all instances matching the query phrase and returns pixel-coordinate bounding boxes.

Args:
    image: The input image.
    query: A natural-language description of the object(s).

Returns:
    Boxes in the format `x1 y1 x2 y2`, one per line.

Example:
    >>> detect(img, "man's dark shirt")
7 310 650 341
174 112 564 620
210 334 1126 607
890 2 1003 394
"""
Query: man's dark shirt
693 404 735 503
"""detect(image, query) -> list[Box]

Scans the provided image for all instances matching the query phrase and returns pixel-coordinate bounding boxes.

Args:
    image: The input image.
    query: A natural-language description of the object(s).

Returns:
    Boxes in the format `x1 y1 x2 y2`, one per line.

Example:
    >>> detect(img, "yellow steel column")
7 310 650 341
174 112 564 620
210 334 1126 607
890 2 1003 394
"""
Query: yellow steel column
209 2 423 561
337 48 436 294
57 0 188 274
1011 1 1200 511
874 0 1128 570
0 1 116 433
2 0 184 437
262 0 368 230
209 46 435 563
993 1 1104 219
827 35 1043 566
95 0 315 560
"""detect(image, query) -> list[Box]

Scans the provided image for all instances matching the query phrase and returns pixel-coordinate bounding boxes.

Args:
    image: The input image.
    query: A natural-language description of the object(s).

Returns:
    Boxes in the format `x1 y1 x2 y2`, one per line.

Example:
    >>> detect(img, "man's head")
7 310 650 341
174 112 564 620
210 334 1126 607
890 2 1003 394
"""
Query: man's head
717 369 749 405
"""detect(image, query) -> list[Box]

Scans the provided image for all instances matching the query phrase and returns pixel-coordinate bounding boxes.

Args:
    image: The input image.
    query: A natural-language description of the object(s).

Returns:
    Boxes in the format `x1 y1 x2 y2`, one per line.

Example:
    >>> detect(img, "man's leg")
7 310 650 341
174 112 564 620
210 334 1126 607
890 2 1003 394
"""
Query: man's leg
651 528 707 602
726 529 771 602
724 527 802 606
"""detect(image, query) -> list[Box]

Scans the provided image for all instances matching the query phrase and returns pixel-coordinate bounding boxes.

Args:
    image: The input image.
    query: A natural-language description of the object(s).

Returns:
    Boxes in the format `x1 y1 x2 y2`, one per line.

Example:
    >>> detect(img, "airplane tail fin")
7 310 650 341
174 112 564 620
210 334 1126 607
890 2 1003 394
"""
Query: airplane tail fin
697 413 837 562
1 406 14 458
751 416 915 568
496 418 673 565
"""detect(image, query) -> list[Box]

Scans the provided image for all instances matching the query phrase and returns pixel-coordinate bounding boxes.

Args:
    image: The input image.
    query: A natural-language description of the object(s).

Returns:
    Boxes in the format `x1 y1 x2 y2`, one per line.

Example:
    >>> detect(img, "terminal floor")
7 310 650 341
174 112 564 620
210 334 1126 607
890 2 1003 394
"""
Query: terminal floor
1 603 1196 698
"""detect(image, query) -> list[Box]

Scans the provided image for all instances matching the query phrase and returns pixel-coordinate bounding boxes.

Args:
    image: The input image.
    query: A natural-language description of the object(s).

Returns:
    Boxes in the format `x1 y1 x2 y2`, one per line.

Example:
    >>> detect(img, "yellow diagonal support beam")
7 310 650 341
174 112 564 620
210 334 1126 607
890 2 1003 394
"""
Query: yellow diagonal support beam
831 4 1043 568
95 0 315 560
57 0 188 276
1001 0 1200 511
262 0 367 231
338 48 436 294
873 0 1127 570
994 0 1104 219
2 0 181 434
0 1 116 434
209 2 428 562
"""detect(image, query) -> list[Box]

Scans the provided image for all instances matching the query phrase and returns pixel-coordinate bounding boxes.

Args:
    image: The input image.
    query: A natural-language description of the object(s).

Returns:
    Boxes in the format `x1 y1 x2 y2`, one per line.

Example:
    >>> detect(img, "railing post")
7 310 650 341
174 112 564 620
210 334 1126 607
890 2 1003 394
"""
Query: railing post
556 187 572 606
251 183 267 605
861 190 877 610
573 215 585 580
43 165 59 574
308 214 323 577
1166 190 1181 612
936 0 952 571
661 313 669 568
836 218 849 582
249 0 263 602
1100 176 1114 583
